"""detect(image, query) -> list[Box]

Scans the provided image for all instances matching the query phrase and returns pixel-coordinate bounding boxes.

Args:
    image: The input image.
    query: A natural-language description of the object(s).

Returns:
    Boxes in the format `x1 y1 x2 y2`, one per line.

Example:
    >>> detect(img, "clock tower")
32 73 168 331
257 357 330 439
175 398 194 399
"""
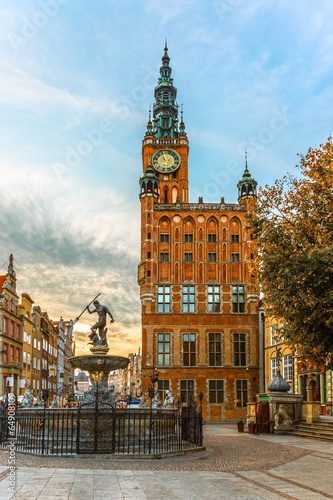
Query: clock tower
138 44 260 423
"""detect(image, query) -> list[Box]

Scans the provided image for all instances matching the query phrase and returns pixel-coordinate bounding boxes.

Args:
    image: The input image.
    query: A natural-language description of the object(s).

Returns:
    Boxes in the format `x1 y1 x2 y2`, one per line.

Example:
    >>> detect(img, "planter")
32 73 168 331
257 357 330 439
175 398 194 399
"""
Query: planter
248 423 256 434
237 422 244 432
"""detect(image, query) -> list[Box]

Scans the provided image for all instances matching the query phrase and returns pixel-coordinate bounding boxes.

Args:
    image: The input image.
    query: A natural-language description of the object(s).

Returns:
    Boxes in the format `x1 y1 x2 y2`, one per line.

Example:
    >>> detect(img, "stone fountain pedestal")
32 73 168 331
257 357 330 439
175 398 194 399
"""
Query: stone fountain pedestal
69 345 129 407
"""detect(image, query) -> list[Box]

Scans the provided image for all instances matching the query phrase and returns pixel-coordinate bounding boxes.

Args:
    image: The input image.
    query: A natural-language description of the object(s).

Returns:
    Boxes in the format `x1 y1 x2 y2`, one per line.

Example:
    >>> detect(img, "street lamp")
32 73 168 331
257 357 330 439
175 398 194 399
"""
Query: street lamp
145 351 159 454
146 351 159 404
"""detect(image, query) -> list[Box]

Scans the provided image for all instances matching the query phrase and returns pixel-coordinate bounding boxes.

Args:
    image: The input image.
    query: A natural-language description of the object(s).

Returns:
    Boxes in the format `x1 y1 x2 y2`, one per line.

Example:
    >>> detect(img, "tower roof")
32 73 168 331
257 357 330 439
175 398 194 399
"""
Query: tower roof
237 152 257 200
145 43 186 139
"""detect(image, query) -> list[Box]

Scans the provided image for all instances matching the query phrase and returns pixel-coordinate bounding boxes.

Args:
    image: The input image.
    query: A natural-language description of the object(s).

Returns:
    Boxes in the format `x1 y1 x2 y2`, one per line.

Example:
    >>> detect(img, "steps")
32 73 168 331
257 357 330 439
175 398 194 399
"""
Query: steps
287 420 333 442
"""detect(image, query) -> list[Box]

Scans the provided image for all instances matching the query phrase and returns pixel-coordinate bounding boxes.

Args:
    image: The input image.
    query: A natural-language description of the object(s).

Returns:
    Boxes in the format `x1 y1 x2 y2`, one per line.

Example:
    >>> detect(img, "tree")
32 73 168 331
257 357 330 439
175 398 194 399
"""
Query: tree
247 138 333 366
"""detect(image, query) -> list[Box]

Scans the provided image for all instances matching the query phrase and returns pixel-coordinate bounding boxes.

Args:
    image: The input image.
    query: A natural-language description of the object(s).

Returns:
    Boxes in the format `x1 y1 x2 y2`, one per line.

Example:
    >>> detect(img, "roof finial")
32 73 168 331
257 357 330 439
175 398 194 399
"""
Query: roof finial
165 38 167 49
181 104 183 121
245 149 248 171
8 254 14 276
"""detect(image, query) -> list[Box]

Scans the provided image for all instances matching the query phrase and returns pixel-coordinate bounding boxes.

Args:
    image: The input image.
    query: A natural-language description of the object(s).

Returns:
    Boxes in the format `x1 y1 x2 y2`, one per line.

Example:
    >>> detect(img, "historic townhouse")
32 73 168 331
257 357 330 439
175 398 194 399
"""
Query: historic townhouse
0 256 23 397
139 45 260 421
265 316 332 415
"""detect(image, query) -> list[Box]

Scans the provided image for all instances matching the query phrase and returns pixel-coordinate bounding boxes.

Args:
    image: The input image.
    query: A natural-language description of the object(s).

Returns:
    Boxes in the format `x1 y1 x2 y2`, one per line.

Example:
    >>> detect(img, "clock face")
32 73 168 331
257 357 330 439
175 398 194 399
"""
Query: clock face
152 149 181 173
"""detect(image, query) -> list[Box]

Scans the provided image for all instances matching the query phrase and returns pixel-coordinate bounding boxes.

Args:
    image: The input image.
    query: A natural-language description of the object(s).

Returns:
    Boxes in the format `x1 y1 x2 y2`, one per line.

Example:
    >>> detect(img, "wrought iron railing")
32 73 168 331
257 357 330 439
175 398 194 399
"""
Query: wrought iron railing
0 408 203 456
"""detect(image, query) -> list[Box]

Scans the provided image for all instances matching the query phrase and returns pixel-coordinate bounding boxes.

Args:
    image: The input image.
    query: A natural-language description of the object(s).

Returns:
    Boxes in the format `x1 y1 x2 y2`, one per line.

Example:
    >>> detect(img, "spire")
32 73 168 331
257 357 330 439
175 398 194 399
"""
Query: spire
179 104 186 136
145 106 153 136
7 254 15 278
237 153 257 200
149 43 181 138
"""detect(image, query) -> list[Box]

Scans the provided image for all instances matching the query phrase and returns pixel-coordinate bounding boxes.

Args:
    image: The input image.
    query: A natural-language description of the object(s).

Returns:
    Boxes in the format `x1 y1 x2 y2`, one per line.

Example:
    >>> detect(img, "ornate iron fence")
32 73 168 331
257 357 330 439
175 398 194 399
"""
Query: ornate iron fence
0 407 203 456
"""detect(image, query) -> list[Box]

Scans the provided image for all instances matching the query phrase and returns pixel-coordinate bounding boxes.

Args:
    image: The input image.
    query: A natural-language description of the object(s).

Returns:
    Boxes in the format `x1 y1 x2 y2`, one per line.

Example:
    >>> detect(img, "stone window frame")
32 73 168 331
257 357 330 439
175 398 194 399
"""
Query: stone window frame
207 332 223 367
182 333 197 367
232 284 246 313
208 379 225 404
207 285 221 313
157 379 170 404
182 285 196 313
235 379 248 408
156 332 172 367
157 285 171 313
179 379 195 403
232 332 247 367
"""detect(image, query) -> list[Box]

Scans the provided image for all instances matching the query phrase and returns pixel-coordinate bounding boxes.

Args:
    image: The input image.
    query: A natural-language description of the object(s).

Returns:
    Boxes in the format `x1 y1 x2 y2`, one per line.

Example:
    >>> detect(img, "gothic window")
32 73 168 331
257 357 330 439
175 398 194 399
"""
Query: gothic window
222 228 227 241
233 333 246 367
157 286 171 313
208 234 216 243
184 253 193 262
208 333 222 366
231 234 239 243
208 253 216 262
232 285 245 313
184 234 193 243
236 380 248 407
157 333 171 366
182 286 195 313
182 334 196 366
180 379 195 403
147 252 151 259
207 286 220 313
209 380 224 404
160 234 169 242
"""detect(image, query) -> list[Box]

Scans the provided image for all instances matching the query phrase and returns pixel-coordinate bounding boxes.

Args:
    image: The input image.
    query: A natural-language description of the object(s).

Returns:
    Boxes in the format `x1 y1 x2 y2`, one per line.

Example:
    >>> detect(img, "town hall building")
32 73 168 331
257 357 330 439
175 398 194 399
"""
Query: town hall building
138 44 260 421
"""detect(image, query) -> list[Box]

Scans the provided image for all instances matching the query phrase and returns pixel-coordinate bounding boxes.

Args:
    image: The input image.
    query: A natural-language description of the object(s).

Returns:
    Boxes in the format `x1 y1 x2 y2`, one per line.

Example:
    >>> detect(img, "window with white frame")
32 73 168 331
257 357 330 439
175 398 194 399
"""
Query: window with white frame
271 357 279 379
157 285 171 312
232 285 245 313
37 340 41 351
207 285 220 312
271 324 279 345
157 333 171 366
182 286 195 313
283 355 293 382
34 338 37 349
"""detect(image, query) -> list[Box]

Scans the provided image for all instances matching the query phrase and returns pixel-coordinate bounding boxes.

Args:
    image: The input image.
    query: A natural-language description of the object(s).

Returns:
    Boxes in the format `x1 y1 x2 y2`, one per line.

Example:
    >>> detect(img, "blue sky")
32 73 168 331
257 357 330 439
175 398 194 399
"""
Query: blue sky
0 0 332 355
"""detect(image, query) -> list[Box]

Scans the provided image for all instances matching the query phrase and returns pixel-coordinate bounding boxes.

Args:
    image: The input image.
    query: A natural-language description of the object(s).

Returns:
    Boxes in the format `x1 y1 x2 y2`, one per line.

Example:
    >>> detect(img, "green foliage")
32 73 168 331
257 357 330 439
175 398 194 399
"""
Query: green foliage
247 138 333 366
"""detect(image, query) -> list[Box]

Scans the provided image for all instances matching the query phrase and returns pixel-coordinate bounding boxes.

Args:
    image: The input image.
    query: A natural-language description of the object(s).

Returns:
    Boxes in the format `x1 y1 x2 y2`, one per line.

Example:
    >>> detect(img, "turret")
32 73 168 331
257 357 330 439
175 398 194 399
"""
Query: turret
237 152 257 201
139 162 160 200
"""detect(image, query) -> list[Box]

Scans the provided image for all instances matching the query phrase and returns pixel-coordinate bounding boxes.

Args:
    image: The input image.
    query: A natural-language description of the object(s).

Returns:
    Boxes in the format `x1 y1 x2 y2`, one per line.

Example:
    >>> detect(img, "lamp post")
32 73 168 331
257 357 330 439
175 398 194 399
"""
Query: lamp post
145 351 159 454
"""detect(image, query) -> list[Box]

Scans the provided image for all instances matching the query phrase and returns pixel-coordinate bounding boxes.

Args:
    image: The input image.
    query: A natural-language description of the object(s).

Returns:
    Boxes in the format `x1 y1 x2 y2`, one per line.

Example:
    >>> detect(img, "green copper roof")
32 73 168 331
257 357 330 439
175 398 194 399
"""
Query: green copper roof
145 42 186 139
237 153 257 199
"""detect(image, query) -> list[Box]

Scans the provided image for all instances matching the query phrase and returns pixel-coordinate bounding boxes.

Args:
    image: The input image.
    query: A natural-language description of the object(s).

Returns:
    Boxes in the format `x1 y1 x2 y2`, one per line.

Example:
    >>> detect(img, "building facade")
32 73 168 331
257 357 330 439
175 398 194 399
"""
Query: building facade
265 316 333 415
0 256 23 397
139 45 260 421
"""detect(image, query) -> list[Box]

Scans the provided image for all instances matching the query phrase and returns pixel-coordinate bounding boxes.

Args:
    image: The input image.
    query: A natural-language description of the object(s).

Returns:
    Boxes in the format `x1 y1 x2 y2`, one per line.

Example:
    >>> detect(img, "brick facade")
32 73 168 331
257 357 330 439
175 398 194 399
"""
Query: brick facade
139 45 260 421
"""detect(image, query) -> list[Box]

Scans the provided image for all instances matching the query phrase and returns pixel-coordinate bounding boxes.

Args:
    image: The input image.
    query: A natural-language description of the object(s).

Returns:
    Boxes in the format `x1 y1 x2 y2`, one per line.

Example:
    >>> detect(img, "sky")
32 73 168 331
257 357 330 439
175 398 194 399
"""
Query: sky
0 0 332 357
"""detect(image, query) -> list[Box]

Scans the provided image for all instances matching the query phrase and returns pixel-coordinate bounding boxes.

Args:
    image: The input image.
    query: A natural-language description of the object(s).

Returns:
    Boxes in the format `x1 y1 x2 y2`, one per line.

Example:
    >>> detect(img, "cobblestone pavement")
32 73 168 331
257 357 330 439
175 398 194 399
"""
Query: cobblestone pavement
0 425 310 472
0 425 333 499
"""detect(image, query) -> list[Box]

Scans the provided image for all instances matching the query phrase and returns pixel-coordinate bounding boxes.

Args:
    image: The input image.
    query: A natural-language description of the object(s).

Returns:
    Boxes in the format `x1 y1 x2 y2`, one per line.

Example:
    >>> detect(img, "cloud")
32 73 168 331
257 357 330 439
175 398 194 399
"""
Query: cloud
0 175 142 356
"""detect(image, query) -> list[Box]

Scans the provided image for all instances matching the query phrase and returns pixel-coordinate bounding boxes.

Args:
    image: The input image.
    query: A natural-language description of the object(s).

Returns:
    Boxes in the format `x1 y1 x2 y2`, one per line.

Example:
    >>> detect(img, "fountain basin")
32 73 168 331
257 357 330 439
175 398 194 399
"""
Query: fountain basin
69 355 129 372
